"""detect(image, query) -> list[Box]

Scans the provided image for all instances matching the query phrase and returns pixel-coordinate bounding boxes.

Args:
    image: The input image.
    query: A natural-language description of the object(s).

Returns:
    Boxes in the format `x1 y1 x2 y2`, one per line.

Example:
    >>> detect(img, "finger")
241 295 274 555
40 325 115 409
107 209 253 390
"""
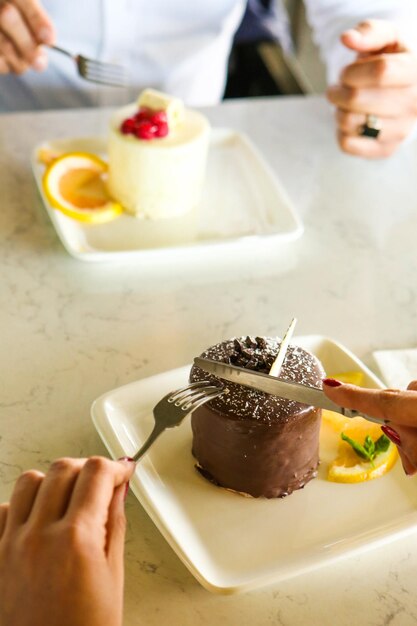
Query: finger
31 47 47 71
6 470 45 528
0 3 38 63
0 503 9 539
397 448 417 476
1 49 28 73
65 457 135 524
29 458 86 524
341 20 402 54
337 132 399 159
106 483 127 572
12 0 55 44
0 32 28 73
0 56 10 74
384 424 417 470
322 382 417 426
327 84 417 118
335 110 415 144
341 53 417 89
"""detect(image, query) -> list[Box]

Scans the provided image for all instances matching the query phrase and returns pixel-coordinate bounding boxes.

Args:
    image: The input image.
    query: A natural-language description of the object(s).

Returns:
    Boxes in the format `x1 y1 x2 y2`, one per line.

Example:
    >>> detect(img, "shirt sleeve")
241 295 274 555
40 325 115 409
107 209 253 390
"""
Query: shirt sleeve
303 0 417 84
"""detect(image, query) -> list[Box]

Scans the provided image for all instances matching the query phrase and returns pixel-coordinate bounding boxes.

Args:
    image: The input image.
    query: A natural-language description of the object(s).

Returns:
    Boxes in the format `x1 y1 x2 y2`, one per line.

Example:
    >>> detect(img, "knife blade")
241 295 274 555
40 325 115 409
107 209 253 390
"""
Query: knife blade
194 356 385 425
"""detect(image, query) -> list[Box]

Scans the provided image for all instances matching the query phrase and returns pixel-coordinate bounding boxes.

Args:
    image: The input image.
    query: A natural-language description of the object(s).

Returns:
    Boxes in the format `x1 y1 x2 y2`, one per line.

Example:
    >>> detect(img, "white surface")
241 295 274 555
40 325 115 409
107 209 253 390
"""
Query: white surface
91 335 414 594
373 348 417 389
3 97 417 624
31 129 302 262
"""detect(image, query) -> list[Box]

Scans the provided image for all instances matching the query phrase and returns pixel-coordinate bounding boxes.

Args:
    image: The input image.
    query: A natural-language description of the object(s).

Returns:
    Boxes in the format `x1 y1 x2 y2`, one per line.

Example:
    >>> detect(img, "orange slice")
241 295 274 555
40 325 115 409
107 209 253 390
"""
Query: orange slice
322 371 398 483
322 371 366 433
325 417 398 483
329 370 365 386
42 152 123 224
327 425 398 483
37 147 62 166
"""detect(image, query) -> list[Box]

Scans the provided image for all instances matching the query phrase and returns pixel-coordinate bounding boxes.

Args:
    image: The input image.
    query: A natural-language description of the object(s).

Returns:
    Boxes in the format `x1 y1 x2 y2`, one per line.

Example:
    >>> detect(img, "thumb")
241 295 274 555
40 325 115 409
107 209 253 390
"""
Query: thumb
341 19 399 54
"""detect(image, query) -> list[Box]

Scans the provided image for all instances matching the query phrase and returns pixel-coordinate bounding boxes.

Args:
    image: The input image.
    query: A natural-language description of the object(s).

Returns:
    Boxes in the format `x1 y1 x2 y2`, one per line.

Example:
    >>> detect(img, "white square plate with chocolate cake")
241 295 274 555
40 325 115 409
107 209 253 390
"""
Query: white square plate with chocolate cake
91 336 417 594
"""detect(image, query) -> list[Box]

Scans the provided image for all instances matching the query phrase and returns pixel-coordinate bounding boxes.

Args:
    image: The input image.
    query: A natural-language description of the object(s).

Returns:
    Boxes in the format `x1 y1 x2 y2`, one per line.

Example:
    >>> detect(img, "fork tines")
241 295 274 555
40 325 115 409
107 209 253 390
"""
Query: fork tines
77 55 128 87
169 381 223 411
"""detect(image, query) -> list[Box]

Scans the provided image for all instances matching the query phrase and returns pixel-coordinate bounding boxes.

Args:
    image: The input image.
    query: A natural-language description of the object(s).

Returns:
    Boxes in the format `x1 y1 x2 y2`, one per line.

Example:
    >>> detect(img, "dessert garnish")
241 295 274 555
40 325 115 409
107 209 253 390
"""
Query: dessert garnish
340 431 390 465
120 107 169 140
269 317 297 377
327 371 365 386
37 147 62 166
224 336 272 372
42 152 123 224
322 370 398 483
327 421 397 483
119 88 185 140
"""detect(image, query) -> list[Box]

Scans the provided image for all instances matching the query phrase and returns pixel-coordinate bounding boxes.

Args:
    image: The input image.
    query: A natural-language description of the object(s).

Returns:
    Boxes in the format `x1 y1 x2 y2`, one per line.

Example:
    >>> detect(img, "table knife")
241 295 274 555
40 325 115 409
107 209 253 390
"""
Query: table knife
194 357 385 425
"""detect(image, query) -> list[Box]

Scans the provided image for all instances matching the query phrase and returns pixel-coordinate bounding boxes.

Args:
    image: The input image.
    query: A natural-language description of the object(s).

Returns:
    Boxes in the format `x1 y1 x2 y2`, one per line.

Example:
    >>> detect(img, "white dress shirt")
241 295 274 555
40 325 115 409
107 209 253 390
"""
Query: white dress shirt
1 0 416 112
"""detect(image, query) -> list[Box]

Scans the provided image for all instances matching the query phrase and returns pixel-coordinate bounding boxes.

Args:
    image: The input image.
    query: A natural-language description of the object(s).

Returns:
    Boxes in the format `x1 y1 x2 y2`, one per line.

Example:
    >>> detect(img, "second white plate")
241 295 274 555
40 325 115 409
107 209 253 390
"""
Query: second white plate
32 129 303 262
91 336 417 594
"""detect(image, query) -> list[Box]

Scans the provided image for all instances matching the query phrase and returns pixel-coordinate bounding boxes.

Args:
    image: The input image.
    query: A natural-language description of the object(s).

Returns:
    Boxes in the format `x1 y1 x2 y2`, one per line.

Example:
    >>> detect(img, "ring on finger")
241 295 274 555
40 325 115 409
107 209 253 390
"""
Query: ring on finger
360 114 382 139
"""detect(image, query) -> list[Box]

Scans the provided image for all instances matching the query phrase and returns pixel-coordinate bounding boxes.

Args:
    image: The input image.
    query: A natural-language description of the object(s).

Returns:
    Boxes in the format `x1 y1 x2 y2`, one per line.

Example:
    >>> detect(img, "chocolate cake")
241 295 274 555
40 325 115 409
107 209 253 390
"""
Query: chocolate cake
189 336 325 498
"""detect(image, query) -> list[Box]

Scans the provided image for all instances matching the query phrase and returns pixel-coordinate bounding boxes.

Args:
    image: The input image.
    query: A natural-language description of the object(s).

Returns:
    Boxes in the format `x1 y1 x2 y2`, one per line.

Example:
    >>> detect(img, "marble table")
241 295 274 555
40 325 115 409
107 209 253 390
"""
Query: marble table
1 95 417 625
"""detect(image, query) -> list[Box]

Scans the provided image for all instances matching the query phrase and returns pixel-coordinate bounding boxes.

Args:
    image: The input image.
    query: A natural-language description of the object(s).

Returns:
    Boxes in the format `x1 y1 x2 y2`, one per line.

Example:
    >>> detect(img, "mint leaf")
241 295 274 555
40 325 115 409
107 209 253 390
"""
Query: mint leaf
375 434 390 454
340 432 391 465
364 435 375 459
341 432 371 461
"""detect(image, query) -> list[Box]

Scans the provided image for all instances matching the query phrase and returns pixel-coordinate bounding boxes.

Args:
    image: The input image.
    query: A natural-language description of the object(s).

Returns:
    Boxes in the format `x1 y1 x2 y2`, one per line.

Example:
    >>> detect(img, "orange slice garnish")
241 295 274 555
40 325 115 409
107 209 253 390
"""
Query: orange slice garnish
327 419 398 483
42 152 123 224
322 371 398 483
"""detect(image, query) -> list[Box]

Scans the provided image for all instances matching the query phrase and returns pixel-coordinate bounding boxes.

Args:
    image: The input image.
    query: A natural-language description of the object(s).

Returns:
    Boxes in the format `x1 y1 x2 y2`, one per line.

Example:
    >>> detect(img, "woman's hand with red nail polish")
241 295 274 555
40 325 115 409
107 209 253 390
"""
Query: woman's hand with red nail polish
381 425 401 446
322 378 342 388
322 378 417 476
0 456 135 626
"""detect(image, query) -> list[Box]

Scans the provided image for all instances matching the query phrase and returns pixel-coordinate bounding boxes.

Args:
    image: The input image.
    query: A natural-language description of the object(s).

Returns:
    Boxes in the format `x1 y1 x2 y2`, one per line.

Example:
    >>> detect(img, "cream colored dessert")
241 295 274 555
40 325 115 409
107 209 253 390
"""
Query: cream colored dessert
107 89 210 219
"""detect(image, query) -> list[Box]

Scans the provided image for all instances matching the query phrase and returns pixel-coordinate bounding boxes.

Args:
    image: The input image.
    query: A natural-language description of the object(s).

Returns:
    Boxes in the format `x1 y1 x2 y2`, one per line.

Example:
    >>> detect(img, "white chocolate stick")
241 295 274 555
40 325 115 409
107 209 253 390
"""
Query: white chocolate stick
269 318 297 377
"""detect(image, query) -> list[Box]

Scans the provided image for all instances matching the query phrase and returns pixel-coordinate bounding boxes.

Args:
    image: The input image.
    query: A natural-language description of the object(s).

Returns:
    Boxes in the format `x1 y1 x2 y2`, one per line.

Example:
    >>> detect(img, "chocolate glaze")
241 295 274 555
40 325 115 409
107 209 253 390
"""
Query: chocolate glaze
189 336 325 498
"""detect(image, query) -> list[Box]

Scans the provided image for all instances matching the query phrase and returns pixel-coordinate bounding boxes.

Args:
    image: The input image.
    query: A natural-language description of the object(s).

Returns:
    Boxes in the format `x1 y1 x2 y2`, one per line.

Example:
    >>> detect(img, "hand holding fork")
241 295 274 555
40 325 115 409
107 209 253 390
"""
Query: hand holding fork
0 1 126 85
125 381 224 464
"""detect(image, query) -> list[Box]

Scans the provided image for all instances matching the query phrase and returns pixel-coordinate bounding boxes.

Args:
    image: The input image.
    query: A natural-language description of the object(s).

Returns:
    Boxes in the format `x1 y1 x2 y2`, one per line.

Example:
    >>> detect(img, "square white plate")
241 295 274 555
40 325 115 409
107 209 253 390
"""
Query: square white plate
91 336 417 594
32 129 302 262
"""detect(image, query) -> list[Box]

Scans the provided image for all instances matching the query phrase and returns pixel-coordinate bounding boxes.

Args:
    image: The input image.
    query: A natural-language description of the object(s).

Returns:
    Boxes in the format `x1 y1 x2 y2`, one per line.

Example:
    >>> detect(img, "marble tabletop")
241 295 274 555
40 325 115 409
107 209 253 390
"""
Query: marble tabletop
1 95 417 625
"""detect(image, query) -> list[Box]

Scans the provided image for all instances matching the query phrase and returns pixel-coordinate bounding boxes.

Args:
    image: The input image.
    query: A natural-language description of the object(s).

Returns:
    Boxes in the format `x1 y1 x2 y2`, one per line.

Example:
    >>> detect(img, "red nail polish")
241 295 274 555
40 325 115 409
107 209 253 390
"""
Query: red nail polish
381 425 401 447
118 456 135 463
322 378 342 387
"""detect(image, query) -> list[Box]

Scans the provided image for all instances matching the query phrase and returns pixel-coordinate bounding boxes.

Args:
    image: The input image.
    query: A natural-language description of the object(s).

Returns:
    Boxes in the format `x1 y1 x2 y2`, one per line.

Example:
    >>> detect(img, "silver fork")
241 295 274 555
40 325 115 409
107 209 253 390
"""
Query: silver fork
49 45 128 87
131 381 224 463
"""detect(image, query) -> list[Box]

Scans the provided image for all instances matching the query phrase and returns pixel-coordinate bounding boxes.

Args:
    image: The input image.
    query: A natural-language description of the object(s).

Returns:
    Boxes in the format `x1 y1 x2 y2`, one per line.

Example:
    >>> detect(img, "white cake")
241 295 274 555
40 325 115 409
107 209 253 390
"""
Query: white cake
107 89 210 219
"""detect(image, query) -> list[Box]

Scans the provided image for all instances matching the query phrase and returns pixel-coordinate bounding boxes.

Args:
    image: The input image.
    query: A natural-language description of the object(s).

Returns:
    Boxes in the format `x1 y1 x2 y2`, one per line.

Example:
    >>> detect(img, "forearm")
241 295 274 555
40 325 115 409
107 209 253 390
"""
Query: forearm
304 0 417 83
